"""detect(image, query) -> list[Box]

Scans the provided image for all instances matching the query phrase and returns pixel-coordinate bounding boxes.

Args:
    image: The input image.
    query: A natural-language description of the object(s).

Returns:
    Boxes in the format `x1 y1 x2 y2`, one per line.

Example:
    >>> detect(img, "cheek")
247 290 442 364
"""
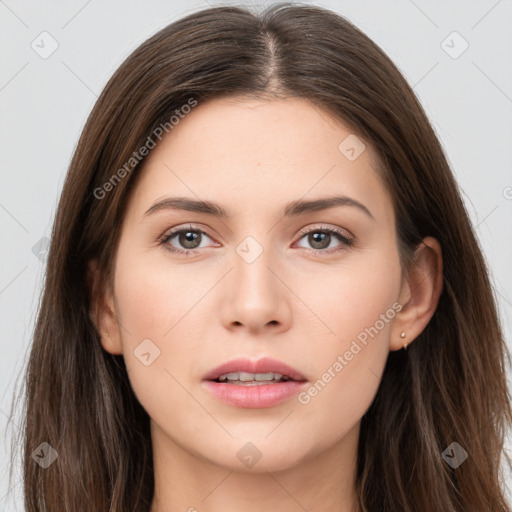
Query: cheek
294 246 402 345
111 247 201 402
111 240 235 403
113 244 207 338
291 249 401 430
293 307 396 452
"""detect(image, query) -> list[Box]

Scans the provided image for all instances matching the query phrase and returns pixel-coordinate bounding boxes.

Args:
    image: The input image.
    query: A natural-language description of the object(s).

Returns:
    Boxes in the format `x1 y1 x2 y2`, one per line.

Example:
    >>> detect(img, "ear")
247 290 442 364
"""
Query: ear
389 236 443 351
87 259 123 355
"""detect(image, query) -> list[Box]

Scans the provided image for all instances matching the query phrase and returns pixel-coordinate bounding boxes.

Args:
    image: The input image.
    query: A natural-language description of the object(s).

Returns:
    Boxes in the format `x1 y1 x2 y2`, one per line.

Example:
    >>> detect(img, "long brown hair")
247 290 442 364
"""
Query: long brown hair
9 3 512 510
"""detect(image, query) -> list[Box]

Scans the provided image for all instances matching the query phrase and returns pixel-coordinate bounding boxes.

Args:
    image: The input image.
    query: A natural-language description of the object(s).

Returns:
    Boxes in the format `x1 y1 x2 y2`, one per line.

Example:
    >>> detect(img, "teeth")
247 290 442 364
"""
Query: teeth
217 372 289 382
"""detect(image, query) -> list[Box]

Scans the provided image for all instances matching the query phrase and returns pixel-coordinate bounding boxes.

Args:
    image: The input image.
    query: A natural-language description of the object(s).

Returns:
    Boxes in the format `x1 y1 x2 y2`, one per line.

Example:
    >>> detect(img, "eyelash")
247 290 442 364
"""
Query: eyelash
158 223 354 257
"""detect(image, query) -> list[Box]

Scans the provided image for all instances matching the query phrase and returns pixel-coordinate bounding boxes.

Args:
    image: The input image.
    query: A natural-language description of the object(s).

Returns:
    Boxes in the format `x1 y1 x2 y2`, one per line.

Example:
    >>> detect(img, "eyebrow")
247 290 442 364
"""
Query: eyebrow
144 195 374 220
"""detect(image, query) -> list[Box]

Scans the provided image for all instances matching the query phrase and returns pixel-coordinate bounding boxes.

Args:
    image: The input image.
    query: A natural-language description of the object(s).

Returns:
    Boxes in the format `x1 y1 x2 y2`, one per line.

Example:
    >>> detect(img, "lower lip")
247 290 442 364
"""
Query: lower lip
202 380 308 408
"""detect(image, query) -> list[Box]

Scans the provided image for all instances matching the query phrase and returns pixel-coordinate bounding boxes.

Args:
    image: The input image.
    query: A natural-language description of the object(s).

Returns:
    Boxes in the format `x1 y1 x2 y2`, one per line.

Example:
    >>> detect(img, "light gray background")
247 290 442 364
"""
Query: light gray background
1 0 511 510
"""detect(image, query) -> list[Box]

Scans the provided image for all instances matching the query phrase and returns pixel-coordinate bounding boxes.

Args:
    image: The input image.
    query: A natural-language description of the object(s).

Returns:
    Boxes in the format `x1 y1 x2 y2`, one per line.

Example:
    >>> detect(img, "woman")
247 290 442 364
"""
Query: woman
12 2 512 511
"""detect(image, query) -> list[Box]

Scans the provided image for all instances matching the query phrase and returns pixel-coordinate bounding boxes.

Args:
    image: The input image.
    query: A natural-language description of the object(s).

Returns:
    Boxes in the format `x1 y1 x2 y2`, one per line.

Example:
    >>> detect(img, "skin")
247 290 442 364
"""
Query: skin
90 96 443 512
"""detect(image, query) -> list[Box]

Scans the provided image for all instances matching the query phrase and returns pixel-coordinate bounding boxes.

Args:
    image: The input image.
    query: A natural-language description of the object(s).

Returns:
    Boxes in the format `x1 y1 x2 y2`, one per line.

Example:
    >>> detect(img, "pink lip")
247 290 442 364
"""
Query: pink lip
202 380 308 408
202 356 308 382
201 357 308 409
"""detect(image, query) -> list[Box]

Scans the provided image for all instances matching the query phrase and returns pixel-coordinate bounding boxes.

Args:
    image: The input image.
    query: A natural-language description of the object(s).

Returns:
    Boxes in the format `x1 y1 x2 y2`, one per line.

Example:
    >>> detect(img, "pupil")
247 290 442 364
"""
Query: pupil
180 231 200 249
310 232 329 249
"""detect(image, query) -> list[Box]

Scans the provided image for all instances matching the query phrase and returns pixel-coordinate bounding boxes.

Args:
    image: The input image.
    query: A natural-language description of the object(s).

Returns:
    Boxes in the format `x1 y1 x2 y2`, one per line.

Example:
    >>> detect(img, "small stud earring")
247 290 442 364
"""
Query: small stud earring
400 332 408 350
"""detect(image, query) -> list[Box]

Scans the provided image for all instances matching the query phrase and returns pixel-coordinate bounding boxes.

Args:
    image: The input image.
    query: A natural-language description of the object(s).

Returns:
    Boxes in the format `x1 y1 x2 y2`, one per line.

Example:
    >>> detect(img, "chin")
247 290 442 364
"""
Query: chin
201 440 311 474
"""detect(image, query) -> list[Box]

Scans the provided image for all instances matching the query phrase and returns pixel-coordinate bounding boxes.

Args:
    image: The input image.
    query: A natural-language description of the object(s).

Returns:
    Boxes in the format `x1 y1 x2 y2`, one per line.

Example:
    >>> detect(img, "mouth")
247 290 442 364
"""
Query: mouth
202 356 308 384
201 357 308 408
212 371 295 385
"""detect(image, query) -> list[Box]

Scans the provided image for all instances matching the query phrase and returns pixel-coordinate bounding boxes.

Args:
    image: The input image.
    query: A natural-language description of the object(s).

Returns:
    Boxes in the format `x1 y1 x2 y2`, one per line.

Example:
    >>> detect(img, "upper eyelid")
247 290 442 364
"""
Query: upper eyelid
296 224 352 239
161 224 217 243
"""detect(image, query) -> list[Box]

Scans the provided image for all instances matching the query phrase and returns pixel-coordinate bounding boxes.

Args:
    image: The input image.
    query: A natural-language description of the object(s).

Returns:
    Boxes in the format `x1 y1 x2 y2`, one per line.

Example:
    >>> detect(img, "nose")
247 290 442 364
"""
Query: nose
219 243 292 335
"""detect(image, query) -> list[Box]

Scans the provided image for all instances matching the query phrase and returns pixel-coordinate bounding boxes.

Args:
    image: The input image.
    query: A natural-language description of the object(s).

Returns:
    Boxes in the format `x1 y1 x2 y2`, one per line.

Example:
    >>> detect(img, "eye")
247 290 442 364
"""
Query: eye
294 225 353 254
158 223 354 257
159 224 217 255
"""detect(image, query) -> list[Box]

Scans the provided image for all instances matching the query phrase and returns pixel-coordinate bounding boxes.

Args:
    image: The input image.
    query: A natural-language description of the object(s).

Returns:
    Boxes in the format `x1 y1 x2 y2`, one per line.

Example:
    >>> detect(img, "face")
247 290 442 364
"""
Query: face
101 96 406 473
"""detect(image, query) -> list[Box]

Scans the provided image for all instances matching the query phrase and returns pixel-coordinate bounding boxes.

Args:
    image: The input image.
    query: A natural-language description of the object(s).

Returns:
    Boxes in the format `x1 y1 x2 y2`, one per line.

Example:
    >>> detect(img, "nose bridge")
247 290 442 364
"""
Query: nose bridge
232 233 278 300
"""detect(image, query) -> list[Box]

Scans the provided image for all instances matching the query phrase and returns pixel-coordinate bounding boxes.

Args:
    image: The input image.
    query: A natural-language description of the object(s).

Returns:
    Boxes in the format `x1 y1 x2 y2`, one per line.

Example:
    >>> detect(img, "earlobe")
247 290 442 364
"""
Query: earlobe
87 259 123 355
390 237 443 351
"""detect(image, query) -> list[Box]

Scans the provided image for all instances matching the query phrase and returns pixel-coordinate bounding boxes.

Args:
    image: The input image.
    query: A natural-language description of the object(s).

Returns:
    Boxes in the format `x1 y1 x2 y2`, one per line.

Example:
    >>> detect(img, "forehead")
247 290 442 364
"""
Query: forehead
126 96 394 225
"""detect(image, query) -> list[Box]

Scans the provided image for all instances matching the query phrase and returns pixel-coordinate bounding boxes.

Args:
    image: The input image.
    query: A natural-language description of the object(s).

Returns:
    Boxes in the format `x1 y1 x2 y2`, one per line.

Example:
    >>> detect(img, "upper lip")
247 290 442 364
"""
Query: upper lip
202 357 308 382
